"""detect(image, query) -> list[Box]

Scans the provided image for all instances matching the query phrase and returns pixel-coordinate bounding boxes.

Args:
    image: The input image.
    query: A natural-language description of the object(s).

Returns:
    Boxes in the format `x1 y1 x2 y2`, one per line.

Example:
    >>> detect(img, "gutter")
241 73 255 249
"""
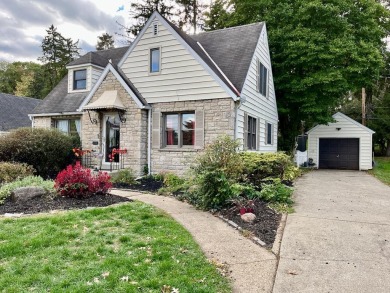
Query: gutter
29 112 82 117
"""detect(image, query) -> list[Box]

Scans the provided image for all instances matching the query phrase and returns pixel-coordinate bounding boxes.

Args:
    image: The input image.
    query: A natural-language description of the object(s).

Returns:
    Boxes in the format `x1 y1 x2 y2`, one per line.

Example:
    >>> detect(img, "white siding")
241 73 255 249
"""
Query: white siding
121 18 229 103
91 66 103 87
237 25 278 152
307 113 373 170
68 66 102 93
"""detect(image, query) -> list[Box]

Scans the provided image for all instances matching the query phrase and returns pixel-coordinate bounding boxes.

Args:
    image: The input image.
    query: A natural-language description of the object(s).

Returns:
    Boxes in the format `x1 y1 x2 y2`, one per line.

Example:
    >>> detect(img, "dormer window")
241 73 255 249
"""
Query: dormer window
73 69 86 90
153 23 159 36
150 48 160 73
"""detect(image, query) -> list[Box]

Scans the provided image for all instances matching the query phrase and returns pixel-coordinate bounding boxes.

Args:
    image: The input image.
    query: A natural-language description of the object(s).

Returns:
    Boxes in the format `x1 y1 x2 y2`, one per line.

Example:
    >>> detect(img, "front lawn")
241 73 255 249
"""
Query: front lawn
0 203 231 292
369 157 390 186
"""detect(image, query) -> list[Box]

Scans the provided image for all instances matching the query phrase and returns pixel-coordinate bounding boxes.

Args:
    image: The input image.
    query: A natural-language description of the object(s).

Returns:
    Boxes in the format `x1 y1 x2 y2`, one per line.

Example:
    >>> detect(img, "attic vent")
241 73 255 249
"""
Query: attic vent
153 23 158 36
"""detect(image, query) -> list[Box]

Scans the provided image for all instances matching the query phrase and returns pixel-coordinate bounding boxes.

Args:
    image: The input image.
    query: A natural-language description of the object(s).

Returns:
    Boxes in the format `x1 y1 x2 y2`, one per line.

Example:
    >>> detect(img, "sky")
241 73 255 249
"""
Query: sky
0 0 130 63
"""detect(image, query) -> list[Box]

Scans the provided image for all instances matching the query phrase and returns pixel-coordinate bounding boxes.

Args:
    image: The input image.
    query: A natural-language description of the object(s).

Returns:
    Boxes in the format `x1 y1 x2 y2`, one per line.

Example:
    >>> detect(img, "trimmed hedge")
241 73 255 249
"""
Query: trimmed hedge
0 128 75 178
0 162 35 184
241 152 300 186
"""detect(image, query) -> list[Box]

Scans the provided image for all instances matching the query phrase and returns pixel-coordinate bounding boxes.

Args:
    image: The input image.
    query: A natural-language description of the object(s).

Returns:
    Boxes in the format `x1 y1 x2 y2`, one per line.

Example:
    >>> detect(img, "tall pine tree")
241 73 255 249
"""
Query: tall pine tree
96 33 115 50
38 25 79 92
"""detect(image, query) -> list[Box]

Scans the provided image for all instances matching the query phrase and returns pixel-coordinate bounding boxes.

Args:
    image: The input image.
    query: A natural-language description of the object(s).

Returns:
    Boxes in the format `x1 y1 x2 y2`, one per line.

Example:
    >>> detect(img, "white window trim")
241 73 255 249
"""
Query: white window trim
265 122 274 145
149 46 161 75
258 60 268 98
247 115 257 150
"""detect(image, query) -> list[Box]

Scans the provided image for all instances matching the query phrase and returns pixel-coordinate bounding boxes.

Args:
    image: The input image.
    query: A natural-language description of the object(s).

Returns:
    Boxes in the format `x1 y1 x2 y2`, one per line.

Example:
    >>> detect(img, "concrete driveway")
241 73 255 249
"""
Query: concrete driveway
273 170 390 293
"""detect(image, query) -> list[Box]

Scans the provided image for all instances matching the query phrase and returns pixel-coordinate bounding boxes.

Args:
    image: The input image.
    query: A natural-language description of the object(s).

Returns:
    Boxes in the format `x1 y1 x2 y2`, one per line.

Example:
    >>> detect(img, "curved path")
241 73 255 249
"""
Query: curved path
273 170 390 293
111 189 278 293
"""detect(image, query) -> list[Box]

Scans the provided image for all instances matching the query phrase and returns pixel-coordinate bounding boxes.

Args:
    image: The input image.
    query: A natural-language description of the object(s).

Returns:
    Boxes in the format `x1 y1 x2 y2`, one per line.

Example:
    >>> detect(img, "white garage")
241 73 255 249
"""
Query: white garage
307 112 375 170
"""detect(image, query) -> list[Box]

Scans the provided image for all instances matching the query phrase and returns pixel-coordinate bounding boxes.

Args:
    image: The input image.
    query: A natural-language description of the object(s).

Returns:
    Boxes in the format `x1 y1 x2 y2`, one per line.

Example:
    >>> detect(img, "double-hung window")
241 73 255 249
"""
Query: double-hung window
150 48 160 73
73 69 86 90
56 119 81 138
257 61 268 97
164 113 195 147
266 122 273 145
247 116 257 150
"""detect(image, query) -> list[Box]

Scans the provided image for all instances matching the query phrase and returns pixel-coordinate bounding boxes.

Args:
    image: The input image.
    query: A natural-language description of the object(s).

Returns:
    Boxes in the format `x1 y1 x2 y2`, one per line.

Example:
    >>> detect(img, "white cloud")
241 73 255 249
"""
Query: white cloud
0 0 129 62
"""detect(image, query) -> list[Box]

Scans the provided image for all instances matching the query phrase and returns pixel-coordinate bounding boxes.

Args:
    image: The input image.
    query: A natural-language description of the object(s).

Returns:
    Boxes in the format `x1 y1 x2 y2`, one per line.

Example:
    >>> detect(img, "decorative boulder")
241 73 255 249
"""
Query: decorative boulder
10 187 46 203
241 212 256 223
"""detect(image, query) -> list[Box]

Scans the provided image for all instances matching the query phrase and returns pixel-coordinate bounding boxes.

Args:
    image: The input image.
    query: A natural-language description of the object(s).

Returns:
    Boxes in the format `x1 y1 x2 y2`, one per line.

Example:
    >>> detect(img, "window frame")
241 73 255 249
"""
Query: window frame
266 122 273 145
163 112 195 148
257 60 268 97
73 69 87 90
149 47 161 74
55 119 80 137
247 115 257 150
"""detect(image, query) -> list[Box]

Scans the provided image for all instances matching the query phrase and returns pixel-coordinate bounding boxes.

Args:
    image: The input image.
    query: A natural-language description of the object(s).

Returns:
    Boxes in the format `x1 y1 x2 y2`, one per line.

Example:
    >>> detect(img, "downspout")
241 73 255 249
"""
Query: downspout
29 115 34 128
234 97 243 142
147 109 152 175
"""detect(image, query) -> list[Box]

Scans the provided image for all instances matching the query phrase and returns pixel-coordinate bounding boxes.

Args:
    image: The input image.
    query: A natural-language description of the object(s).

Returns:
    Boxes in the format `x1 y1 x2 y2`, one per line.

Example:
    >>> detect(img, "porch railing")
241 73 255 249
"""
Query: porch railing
109 148 127 171
73 148 127 171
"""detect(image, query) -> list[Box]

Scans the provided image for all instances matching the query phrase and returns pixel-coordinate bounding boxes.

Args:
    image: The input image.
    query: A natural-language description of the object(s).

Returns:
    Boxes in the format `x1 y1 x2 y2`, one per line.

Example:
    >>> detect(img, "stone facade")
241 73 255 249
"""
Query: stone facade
82 72 148 175
33 117 52 129
151 98 236 175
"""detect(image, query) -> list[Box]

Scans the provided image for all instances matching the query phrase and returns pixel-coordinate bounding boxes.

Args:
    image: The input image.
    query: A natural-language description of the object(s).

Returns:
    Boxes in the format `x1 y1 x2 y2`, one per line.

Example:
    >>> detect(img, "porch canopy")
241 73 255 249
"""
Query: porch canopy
83 90 126 111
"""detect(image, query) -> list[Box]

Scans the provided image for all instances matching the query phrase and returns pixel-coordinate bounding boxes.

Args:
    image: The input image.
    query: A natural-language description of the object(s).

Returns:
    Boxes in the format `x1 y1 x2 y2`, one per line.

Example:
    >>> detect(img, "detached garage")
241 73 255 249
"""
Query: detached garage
307 112 375 170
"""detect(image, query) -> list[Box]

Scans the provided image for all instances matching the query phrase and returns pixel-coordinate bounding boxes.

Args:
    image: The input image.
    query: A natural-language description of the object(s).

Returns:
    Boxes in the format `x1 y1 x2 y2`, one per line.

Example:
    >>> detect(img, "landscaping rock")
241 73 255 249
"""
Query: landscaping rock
241 212 256 223
10 187 46 203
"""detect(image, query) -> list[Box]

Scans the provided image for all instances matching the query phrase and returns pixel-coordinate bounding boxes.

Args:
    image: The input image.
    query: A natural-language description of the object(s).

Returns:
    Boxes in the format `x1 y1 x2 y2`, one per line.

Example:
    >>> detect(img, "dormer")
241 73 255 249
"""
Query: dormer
66 63 104 93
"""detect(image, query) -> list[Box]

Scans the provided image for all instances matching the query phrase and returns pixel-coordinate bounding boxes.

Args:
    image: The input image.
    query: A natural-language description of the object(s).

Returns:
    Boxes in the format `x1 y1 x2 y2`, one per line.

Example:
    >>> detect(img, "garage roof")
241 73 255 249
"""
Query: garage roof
307 112 375 134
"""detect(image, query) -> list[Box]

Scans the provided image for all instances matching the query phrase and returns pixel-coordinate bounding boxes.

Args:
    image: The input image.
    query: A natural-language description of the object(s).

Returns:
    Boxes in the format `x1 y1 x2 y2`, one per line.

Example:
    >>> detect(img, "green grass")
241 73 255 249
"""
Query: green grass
0 202 231 292
369 157 390 186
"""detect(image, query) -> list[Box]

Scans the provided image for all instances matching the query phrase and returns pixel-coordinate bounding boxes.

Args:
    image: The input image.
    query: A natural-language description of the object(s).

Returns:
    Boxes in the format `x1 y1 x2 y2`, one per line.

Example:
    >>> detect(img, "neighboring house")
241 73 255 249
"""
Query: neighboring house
0 93 41 135
30 11 278 175
307 112 375 170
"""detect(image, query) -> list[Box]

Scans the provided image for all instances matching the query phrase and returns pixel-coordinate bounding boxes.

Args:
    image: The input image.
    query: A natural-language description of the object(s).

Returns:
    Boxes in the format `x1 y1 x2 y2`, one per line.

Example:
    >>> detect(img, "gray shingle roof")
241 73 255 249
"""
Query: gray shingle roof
31 75 87 114
192 23 264 92
36 20 264 114
67 46 130 68
0 93 41 131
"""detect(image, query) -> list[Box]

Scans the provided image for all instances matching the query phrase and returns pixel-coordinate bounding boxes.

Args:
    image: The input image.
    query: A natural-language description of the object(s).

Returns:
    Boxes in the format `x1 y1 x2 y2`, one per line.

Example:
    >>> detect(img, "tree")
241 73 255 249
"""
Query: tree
96 33 115 50
0 61 44 98
38 25 80 92
204 0 231 31
176 0 206 33
204 0 390 151
126 0 176 38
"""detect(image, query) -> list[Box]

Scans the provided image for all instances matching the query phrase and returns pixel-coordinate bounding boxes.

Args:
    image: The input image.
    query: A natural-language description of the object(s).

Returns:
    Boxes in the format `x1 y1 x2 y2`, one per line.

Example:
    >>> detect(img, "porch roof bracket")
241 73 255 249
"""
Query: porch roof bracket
87 110 98 125
118 110 126 123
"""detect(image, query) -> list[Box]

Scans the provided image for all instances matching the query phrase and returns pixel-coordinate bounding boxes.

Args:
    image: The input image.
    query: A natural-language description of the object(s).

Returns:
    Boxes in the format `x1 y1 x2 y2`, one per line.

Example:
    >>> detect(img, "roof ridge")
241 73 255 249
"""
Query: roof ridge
0 92 40 101
193 22 264 37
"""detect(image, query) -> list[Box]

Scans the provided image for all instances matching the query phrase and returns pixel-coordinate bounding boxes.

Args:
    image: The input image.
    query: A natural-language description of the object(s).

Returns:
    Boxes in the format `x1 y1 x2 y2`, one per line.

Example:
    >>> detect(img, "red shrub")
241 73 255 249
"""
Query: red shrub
55 162 112 198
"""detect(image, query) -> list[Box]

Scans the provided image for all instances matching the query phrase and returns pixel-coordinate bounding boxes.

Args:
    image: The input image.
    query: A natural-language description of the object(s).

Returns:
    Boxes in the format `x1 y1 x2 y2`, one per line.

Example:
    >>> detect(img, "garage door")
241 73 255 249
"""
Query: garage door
319 138 359 170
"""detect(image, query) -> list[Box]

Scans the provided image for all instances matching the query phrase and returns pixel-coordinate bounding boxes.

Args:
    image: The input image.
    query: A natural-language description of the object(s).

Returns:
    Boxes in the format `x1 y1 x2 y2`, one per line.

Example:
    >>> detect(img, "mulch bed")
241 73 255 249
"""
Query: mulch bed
113 176 163 192
0 193 131 215
217 200 282 248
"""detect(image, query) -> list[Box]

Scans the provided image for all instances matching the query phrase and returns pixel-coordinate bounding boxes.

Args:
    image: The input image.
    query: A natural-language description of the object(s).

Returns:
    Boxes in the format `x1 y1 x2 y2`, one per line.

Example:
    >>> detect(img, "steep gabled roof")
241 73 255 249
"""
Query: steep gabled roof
31 75 86 114
78 63 149 111
67 46 130 68
191 23 264 92
0 93 41 131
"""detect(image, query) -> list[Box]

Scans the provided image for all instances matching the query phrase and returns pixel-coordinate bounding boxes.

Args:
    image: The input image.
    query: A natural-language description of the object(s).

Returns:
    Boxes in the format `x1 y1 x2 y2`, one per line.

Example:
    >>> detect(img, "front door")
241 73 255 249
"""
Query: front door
102 114 120 163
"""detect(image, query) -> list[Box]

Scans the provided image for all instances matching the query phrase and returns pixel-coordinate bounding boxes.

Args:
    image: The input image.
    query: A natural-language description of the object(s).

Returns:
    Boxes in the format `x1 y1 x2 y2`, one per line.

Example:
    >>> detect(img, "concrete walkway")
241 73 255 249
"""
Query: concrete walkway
273 170 390 293
111 189 278 293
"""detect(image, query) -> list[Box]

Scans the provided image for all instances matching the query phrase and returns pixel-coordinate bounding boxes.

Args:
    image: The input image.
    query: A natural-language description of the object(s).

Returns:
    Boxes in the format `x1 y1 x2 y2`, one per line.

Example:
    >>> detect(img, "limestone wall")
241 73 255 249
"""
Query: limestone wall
151 98 235 175
81 72 148 175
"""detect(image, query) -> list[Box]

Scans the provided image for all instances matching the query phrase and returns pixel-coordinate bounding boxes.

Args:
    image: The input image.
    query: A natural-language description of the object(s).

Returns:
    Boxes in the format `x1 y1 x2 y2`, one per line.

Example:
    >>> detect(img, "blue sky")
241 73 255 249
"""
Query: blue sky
0 0 130 62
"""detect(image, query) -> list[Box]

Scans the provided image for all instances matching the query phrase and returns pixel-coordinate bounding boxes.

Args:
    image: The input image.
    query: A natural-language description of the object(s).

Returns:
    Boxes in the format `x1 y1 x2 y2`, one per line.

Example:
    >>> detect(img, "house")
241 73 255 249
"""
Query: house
30 11 278 175
0 93 41 135
307 112 375 170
